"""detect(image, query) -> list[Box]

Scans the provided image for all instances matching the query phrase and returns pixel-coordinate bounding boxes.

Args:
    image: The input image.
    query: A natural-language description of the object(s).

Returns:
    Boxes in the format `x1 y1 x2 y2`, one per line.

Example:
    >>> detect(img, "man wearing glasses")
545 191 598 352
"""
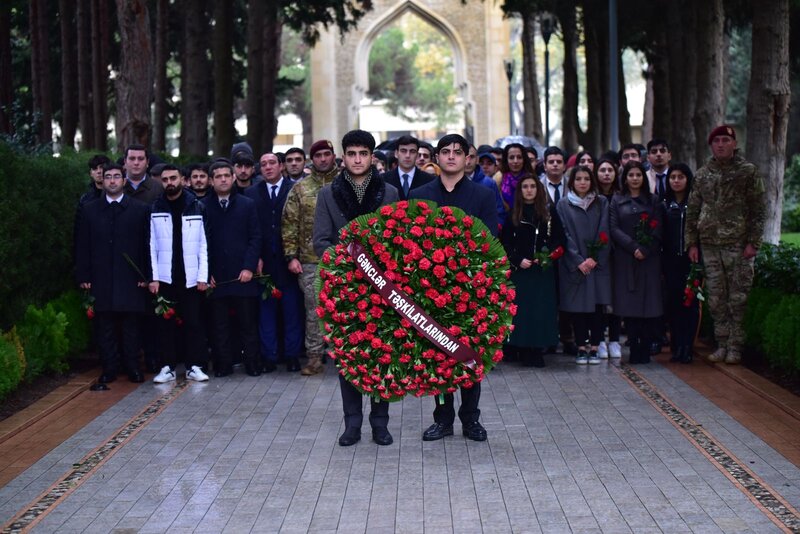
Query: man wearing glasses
646 138 672 199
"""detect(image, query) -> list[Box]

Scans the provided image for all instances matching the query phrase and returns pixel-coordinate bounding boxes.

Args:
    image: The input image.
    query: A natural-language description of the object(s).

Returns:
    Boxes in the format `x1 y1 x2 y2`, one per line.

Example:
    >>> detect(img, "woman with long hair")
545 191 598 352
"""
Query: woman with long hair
609 161 663 364
661 163 699 363
556 166 611 365
500 176 565 367
500 143 535 209
576 150 595 173
594 156 623 359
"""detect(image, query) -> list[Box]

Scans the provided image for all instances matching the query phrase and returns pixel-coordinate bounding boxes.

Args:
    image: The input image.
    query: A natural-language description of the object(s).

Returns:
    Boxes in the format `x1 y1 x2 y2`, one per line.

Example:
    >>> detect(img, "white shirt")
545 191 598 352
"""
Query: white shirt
106 194 124 204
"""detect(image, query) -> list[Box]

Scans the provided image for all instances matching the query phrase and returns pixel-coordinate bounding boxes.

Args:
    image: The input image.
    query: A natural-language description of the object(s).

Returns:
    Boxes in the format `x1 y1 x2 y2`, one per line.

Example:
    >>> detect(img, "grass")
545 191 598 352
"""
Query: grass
781 233 800 246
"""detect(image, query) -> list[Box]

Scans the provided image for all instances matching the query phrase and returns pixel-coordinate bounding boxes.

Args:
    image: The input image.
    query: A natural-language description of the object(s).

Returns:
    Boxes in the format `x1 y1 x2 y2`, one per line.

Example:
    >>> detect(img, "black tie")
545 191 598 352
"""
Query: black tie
270 185 277 200
553 183 561 204
402 173 410 197
656 173 666 196
220 198 228 211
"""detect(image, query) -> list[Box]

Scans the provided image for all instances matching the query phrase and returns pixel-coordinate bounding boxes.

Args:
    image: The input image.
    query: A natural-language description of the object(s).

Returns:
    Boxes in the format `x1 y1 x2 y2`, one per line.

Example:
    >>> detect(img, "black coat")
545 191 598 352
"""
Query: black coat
243 180 294 287
383 167 436 201
75 195 152 312
500 205 565 268
202 192 262 298
410 176 500 236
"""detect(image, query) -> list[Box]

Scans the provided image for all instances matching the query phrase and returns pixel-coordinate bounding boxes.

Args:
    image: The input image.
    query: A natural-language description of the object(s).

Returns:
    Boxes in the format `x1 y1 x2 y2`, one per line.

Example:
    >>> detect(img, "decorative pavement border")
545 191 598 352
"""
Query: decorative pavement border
1 381 189 534
619 363 800 534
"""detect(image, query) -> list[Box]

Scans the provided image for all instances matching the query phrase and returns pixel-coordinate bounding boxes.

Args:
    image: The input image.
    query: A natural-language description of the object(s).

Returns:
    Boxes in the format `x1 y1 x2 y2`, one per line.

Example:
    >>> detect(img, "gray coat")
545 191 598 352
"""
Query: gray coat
609 193 663 318
313 170 399 257
556 195 611 313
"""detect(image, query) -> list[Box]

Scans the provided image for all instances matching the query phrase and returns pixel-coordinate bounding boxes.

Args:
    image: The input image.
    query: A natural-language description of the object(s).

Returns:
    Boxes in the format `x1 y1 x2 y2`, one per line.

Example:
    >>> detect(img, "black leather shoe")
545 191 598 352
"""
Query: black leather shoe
128 371 144 383
422 422 454 441
245 366 261 377
98 373 116 384
372 427 393 446
214 367 232 378
338 427 361 446
462 421 488 441
530 350 546 368
263 361 277 373
680 346 694 364
286 358 301 372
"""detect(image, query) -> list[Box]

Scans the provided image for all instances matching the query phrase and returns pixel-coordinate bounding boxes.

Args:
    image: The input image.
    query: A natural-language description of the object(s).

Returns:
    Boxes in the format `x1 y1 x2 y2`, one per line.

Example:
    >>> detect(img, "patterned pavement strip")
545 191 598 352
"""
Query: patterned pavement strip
0 381 189 534
619 362 800 533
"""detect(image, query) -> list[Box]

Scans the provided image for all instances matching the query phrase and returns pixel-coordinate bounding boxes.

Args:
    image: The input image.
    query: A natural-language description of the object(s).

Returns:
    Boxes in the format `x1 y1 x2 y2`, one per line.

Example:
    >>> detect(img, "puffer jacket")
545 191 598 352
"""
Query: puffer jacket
150 190 208 287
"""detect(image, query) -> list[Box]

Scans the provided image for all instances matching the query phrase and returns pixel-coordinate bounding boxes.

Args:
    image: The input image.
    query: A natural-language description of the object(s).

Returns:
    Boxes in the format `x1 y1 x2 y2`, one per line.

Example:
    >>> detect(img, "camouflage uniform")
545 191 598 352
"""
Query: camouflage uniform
685 153 766 360
281 166 339 374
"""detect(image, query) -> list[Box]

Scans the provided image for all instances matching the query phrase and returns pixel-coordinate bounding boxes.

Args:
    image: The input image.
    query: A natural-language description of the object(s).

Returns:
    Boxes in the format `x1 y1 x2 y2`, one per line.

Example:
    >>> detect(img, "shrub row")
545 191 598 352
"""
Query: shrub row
744 242 800 375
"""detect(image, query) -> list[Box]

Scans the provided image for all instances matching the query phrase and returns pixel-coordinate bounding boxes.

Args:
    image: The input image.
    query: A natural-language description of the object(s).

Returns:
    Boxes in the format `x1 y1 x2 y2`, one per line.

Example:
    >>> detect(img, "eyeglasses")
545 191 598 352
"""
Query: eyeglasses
649 147 668 154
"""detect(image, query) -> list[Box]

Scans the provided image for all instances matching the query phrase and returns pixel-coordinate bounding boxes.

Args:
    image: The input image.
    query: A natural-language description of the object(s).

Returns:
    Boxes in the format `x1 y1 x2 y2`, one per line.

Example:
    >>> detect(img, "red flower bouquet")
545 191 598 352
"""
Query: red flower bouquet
586 231 609 260
683 263 706 307
316 200 516 402
532 246 565 270
82 290 95 320
636 212 658 246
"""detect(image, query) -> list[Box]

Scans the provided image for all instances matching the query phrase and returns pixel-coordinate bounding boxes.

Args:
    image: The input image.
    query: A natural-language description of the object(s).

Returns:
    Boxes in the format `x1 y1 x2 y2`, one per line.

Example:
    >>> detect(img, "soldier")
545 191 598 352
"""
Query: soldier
686 125 766 365
282 139 340 375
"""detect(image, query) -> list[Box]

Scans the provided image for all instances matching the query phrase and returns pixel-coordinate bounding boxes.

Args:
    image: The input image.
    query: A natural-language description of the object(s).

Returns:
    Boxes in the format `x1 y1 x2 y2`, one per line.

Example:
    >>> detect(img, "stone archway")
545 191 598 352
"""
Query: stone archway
310 0 511 148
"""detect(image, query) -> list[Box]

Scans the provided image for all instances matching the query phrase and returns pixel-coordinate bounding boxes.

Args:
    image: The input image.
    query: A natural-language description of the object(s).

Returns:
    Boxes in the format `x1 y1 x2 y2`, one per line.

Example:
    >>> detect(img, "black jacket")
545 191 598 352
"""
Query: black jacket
500 205 565 269
382 167 436 201
243 180 294 287
75 195 152 312
410 176 500 236
202 192 262 298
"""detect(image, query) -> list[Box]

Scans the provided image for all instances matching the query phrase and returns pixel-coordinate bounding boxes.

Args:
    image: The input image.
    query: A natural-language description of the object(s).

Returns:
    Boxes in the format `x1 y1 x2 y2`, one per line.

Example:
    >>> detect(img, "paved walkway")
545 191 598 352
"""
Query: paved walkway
1 353 800 533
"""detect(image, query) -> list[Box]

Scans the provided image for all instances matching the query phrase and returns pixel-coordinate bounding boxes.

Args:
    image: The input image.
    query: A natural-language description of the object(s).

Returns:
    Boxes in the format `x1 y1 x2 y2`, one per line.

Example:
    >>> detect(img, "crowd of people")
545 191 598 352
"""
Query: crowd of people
74 124 765 446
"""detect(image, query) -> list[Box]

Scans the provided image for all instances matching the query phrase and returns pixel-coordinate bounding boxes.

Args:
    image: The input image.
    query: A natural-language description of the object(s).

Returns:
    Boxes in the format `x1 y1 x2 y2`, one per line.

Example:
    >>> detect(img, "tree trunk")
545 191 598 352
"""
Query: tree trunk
30 0 53 145
581 0 607 155
557 4 579 153
746 0 790 244
617 52 631 145
152 0 167 152
213 0 235 156
179 0 209 158
76 0 94 149
667 0 696 168
261 3 281 153
90 0 110 150
0 4 12 134
520 12 542 141
692 0 726 166
59 0 78 149
245 0 265 154
649 4 671 142
115 0 153 151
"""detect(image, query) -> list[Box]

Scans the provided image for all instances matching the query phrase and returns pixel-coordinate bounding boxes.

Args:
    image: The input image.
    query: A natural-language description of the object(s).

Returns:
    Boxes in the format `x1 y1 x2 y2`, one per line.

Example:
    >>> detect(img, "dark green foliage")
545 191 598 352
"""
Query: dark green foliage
0 142 91 329
281 0 373 45
0 328 26 401
744 287 782 347
761 295 800 373
49 290 92 357
17 303 69 379
753 242 800 293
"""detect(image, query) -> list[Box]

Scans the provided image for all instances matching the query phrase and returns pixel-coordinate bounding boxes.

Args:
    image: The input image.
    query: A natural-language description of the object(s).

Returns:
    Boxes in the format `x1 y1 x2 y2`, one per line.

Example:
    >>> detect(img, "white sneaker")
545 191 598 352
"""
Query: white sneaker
186 365 209 382
598 342 609 359
153 366 176 383
609 342 622 359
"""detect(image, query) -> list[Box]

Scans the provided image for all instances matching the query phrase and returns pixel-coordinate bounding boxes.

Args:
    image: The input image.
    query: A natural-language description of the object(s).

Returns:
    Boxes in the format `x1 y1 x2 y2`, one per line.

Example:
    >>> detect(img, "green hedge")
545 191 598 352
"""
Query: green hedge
744 243 800 375
17 303 69 379
0 143 92 329
0 328 25 401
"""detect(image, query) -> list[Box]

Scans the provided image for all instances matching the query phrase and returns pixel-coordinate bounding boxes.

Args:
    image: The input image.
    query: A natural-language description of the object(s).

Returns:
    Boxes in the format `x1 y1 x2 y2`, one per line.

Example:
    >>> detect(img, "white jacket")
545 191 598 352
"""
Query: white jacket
150 212 208 287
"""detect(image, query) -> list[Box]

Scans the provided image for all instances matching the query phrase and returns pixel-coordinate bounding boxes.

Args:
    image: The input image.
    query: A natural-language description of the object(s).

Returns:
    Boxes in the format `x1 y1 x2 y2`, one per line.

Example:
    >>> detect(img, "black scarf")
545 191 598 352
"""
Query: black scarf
331 168 386 221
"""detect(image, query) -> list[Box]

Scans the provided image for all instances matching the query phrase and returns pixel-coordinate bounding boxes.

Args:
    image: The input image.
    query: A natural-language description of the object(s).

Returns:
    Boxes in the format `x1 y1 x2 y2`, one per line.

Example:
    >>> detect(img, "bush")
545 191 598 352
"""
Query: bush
49 290 92 356
0 142 93 329
16 303 69 380
783 206 800 233
753 242 800 293
761 294 800 374
744 287 782 348
0 328 26 401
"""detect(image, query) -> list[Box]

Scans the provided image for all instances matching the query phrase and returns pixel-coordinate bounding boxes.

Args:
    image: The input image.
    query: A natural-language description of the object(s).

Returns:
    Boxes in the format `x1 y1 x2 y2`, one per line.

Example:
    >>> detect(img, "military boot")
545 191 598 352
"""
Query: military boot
301 354 324 375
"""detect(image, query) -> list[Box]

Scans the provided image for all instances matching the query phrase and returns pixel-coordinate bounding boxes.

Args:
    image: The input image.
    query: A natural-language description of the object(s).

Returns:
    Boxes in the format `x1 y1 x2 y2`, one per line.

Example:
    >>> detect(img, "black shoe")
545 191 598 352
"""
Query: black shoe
422 422 454 441
214 367 232 378
245 366 262 377
372 427 393 446
145 363 160 374
680 346 694 364
546 345 557 355
563 342 578 356
669 349 681 363
286 358 301 372
530 351 546 368
98 373 117 384
128 371 144 383
263 361 277 373
462 421 488 441
338 427 361 446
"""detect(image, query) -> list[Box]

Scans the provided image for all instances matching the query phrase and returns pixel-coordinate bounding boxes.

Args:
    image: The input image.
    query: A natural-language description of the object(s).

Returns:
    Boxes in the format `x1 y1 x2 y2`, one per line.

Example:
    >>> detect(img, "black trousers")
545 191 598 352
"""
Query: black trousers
158 283 208 370
338 374 389 429
210 296 260 371
604 312 621 342
433 382 481 426
571 307 603 347
94 311 141 375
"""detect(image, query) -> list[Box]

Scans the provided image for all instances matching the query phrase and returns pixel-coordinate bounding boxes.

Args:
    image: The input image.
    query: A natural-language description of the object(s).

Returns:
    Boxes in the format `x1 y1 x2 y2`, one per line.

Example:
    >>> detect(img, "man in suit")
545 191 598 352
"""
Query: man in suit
646 138 672 199
203 162 263 377
313 129 399 447
75 163 151 384
382 135 435 201
245 153 304 373
410 133 499 443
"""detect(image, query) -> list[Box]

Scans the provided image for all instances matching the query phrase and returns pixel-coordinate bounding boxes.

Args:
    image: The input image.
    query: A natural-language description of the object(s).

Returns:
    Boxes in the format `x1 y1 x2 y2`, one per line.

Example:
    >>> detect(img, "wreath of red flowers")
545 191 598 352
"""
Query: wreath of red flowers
315 199 516 402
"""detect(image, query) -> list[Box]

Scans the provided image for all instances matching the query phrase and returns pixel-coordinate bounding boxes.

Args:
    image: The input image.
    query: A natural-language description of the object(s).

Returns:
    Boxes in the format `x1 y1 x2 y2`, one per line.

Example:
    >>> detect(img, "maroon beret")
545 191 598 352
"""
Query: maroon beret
309 139 334 158
708 125 736 144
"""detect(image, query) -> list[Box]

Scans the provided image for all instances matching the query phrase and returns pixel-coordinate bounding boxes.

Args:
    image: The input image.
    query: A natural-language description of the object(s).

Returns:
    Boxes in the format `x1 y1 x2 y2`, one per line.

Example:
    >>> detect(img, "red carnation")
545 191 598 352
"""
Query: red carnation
86 306 95 320
380 205 393 216
549 246 565 260
419 258 432 270
640 212 649 221
432 250 446 263
649 218 658 229
599 231 609 245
